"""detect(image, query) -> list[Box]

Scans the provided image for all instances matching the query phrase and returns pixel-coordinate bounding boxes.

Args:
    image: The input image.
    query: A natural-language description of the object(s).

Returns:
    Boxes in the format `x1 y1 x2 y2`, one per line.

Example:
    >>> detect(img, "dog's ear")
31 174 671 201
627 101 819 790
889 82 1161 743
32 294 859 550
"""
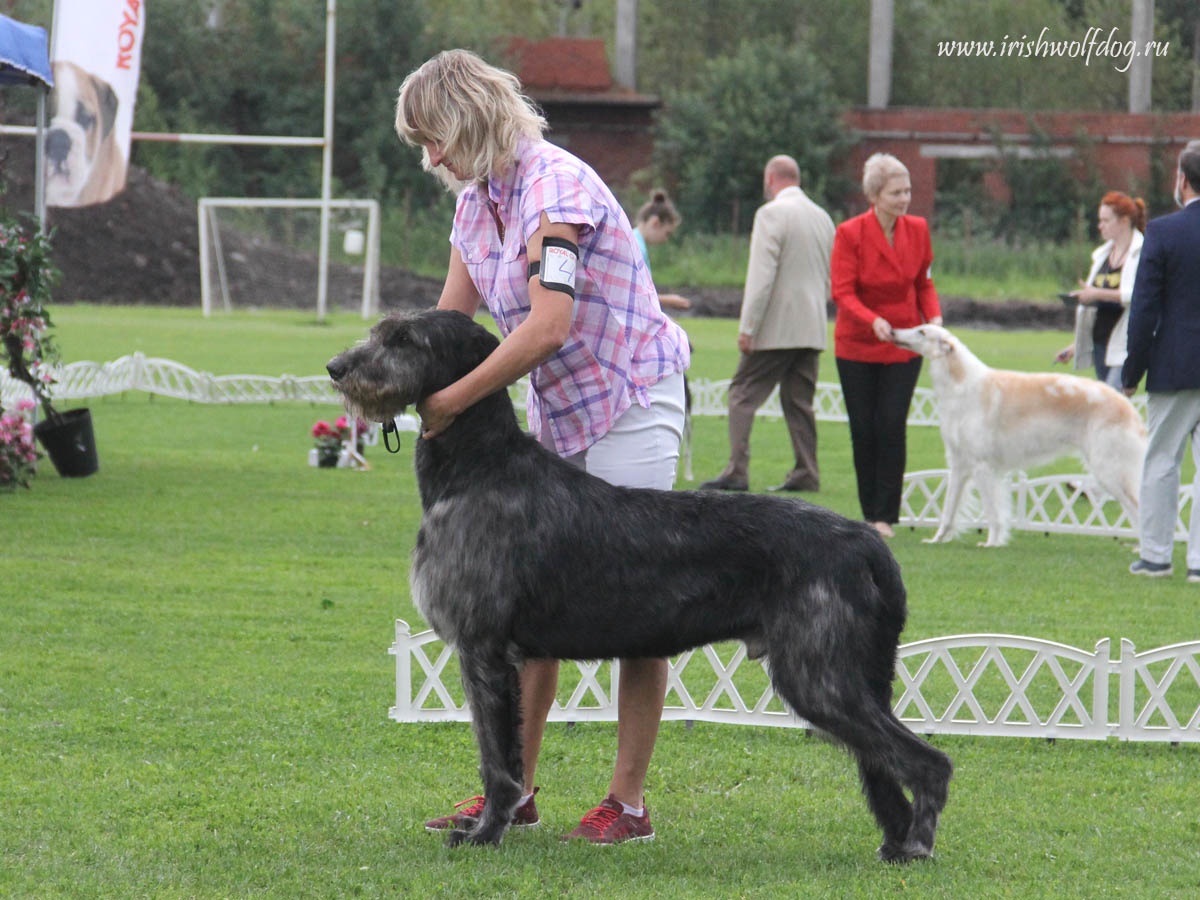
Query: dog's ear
91 76 120 138
465 320 500 367
937 336 955 357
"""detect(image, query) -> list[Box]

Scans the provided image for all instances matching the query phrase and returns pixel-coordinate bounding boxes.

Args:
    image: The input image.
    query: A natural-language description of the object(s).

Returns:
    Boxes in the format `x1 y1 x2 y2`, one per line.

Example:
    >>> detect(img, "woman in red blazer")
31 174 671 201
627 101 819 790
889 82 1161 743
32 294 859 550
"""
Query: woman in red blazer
831 153 942 537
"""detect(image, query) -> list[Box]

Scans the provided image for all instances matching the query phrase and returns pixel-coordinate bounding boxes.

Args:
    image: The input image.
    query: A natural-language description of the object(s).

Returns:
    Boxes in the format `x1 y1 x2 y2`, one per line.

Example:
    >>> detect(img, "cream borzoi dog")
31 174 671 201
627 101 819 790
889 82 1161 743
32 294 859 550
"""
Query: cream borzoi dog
890 324 1146 547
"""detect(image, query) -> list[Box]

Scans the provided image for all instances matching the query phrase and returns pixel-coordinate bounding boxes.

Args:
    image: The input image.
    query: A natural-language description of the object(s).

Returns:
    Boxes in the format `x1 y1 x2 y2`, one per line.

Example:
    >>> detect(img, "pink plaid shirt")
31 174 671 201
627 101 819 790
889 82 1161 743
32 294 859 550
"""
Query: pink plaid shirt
450 139 690 456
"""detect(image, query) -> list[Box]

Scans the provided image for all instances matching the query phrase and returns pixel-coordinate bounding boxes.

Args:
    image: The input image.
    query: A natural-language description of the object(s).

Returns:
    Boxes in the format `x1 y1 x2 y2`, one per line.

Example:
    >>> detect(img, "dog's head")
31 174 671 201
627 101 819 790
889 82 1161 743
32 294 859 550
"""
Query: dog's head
890 324 957 360
327 309 500 421
46 61 120 205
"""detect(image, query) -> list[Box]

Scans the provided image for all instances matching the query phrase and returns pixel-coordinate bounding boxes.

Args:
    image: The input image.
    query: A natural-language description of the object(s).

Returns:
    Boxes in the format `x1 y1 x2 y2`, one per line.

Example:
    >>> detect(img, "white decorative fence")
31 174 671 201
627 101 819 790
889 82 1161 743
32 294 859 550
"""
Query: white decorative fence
2 358 1147 424
8 358 1182 541
1 353 342 407
898 469 1192 541
390 620 1200 743
681 378 1147 424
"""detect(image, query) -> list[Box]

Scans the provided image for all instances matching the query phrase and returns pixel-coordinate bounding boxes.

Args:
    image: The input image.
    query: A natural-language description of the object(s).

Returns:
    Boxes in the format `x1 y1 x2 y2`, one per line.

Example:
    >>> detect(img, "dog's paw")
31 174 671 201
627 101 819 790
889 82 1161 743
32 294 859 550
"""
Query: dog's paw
445 822 505 848
878 840 934 864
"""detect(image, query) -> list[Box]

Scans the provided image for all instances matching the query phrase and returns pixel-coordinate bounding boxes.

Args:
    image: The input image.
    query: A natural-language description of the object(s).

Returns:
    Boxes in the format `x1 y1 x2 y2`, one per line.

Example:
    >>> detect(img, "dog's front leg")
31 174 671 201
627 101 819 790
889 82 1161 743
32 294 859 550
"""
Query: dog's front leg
447 648 524 848
973 468 1012 547
927 463 968 543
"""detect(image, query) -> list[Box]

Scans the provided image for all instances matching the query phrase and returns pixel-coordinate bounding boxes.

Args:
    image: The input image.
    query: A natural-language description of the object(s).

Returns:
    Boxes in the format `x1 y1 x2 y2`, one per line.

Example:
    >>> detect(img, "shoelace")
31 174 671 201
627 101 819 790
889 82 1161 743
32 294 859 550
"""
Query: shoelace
576 804 621 835
453 795 486 816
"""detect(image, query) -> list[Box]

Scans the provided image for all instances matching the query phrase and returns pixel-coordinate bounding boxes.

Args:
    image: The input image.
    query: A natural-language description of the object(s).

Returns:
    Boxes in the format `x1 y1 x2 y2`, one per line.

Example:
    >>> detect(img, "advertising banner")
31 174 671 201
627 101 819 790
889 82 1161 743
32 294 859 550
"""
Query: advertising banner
47 0 144 207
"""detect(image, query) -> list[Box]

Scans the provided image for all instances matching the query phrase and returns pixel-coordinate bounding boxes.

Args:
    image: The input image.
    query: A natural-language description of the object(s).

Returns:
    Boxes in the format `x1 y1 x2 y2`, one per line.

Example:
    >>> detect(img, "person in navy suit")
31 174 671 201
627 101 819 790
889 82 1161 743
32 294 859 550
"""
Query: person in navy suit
1122 139 1200 582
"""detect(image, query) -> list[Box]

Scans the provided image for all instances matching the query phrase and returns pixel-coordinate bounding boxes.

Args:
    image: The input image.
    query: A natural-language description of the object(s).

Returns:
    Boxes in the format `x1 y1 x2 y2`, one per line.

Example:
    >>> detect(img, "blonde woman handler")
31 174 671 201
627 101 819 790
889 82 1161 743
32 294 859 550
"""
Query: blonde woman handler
396 49 690 845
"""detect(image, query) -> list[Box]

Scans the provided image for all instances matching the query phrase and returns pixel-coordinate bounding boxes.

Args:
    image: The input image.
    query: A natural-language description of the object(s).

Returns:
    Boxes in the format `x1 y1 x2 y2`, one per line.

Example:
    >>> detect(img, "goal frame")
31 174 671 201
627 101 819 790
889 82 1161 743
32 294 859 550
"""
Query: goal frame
198 196 381 319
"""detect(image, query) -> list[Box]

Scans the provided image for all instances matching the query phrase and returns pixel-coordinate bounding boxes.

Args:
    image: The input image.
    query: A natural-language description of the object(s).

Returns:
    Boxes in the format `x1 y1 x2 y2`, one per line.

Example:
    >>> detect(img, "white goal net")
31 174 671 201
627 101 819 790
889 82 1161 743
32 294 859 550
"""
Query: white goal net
198 197 381 318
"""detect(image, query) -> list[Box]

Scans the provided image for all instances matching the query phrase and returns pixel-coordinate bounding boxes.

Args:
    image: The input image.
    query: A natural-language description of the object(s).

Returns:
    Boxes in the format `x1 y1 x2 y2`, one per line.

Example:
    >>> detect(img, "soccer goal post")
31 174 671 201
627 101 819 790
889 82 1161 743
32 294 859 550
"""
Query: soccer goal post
198 197 381 319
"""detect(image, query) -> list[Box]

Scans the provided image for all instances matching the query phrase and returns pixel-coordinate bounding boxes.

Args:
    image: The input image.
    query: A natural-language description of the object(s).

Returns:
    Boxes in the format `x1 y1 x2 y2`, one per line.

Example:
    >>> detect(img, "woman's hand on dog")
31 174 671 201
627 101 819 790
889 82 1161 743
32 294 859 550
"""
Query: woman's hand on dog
417 389 460 439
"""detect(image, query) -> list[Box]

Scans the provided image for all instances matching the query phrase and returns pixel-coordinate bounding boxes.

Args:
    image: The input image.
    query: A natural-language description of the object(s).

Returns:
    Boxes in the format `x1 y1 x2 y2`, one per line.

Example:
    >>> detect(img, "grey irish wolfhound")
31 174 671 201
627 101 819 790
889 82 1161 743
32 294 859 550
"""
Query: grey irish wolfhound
326 309 953 861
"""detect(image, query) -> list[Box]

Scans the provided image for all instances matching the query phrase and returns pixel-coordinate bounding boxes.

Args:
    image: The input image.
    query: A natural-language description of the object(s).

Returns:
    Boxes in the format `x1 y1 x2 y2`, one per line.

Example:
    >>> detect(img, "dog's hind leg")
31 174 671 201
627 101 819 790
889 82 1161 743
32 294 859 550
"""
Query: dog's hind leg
857 759 913 857
793 692 949 861
874 713 953 861
765 626 951 860
1085 435 1143 529
446 649 524 848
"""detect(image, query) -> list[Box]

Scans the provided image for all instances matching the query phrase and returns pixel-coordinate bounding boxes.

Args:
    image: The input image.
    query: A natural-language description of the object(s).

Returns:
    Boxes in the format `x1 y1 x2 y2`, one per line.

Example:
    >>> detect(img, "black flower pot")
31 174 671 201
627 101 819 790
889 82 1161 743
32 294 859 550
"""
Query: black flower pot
34 408 99 478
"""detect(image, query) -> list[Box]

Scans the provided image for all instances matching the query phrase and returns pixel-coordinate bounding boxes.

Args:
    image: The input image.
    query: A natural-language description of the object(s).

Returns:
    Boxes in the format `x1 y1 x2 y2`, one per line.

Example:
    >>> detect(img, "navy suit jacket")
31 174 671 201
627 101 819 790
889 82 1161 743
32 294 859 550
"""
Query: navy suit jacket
1122 200 1200 392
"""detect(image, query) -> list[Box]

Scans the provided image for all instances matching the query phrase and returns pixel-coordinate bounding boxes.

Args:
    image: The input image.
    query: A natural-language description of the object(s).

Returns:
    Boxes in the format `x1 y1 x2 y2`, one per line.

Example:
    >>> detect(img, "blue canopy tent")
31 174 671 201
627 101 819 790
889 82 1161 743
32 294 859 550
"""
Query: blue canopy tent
0 14 53 230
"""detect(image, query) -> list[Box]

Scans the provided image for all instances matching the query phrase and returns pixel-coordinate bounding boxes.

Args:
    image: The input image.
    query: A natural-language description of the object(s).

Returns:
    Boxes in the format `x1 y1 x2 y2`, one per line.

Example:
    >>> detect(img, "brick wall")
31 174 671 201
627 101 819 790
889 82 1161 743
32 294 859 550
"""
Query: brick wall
842 107 1200 221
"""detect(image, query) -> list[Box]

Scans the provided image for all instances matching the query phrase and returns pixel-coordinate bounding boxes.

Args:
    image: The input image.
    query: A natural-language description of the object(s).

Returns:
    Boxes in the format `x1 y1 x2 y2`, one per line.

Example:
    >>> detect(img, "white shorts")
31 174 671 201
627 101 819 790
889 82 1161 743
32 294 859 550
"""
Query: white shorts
540 371 686 490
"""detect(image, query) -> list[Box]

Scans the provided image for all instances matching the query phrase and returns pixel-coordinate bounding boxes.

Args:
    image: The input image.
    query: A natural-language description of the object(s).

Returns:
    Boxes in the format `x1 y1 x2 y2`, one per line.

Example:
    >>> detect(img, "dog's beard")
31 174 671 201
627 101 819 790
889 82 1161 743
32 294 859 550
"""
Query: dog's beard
331 378 413 424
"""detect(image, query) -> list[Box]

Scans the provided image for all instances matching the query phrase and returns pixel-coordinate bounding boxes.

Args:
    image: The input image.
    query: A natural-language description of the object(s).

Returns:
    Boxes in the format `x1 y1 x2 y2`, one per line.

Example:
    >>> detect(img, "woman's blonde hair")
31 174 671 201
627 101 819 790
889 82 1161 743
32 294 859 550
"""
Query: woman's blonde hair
862 153 909 202
395 49 547 188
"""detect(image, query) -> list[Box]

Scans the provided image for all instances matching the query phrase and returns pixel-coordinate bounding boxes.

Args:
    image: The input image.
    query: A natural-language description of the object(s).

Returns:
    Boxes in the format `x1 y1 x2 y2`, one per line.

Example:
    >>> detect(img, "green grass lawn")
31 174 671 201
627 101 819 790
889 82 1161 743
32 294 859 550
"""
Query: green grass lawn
3 307 1198 899
628 232 1092 303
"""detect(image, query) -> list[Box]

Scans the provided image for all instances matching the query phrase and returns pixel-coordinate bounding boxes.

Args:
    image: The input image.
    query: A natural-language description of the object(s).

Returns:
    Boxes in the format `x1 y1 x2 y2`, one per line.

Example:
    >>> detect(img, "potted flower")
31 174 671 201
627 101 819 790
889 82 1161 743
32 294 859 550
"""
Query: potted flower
0 212 96 478
0 397 39 490
310 415 369 468
311 419 344 468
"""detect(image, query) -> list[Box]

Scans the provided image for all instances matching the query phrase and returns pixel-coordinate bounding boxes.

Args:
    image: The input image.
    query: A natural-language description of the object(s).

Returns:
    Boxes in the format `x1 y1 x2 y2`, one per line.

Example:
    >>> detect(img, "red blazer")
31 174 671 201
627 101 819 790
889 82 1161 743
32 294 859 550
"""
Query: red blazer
831 210 941 363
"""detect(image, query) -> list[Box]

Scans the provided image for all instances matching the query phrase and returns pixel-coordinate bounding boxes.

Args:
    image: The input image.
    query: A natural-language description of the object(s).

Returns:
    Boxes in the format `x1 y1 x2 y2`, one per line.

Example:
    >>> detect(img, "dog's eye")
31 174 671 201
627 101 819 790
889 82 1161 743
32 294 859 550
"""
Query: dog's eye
387 329 409 347
74 101 96 132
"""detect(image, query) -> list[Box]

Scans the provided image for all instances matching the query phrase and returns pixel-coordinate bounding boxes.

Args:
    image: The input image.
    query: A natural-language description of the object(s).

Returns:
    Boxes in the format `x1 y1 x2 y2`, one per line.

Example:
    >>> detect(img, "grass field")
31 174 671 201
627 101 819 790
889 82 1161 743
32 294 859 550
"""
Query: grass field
392 202 1094 303
637 232 1094 303
3 307 1198 899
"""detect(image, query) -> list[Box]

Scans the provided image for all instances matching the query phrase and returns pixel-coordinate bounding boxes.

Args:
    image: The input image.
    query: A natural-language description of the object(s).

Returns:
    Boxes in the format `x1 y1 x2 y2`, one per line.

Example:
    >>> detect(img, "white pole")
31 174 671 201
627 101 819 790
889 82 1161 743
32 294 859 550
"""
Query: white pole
361 201 380 319
317 0 337 322
1128 0 1155 114
35 88 46 234
198 200 212 316
614 0 637 91
40 0 59 236
868 0 894 109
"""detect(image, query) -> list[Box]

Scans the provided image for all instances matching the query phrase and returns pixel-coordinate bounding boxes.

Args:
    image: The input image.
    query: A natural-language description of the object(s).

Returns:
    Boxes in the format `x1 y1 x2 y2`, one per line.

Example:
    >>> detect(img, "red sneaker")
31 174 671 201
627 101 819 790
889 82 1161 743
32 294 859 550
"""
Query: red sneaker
563 795 654 844
424 787 539 832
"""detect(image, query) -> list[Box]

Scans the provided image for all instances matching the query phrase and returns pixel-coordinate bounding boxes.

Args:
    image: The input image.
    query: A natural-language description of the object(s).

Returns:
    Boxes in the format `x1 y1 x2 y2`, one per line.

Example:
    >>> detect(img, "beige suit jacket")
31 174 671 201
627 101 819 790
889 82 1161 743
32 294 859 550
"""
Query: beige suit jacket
738 186 835 351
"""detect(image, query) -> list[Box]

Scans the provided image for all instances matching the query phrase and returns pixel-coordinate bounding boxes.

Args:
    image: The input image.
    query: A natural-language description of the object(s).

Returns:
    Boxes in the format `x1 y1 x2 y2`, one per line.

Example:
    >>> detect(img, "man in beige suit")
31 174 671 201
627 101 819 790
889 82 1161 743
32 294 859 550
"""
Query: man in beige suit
701 155 835 492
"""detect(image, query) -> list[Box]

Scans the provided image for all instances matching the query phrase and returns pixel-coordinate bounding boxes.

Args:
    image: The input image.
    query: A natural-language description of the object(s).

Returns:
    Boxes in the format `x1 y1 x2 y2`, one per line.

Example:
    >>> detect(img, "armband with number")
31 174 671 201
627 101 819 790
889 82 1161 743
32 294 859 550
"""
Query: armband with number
527 237 579 299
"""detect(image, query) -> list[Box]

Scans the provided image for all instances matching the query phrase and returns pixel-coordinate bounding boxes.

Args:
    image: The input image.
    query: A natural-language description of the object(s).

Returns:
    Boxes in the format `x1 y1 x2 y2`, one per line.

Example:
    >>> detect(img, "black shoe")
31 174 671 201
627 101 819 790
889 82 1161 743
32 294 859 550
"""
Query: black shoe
1129 559 1173 577
698 475 748 492
767 478 819 493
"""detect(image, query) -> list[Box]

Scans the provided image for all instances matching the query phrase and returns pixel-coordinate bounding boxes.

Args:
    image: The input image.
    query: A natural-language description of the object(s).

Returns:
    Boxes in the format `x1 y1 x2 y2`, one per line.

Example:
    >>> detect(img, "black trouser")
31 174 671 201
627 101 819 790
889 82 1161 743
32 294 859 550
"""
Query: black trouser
835 356 923 525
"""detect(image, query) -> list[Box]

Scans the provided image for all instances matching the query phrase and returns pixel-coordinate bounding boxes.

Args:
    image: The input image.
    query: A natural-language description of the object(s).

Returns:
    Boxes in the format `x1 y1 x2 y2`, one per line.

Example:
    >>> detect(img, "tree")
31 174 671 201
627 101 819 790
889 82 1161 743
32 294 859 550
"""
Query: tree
130 0 435 205
653 37 851 233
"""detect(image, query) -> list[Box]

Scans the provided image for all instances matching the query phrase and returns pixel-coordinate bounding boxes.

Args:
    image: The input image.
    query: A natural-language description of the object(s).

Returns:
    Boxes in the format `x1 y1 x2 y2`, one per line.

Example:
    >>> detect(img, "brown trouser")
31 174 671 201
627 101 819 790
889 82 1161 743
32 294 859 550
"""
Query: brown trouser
719 347 820 488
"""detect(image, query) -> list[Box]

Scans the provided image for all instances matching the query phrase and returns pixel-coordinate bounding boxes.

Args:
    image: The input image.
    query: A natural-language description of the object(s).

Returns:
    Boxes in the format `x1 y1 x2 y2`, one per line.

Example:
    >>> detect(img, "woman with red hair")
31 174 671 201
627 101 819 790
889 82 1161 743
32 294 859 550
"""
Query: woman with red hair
1056 191 1147 388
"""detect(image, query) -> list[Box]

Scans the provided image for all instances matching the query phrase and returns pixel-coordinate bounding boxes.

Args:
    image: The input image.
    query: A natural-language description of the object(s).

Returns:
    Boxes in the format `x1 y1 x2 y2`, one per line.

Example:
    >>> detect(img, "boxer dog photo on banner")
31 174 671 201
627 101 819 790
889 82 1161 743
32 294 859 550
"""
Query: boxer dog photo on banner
46 0 144 207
